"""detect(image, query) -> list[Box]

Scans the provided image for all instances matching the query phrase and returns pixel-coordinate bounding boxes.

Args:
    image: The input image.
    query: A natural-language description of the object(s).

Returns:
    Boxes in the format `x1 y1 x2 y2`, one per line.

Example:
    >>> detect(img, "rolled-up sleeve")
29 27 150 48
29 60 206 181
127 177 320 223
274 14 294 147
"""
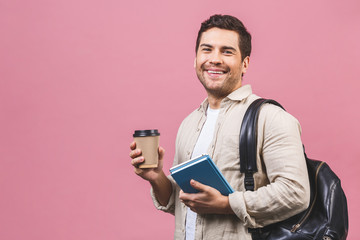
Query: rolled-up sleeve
228 104 310 228
150 175 177 214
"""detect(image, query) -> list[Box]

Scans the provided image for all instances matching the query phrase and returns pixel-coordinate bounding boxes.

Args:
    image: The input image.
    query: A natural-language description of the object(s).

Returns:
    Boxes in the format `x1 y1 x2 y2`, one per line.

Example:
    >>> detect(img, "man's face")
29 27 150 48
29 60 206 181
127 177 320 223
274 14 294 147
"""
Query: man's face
195 27 249 99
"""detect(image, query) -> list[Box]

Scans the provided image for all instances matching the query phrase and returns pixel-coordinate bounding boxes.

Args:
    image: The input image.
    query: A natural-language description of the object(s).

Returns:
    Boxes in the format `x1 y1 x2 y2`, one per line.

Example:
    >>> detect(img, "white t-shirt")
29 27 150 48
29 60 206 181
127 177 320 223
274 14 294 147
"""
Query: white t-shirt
185 107 220 240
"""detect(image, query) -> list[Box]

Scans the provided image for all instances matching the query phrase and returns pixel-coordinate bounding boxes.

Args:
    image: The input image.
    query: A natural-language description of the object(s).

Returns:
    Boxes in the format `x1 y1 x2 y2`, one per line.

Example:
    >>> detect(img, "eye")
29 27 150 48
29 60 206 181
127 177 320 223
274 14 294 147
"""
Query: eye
223 50 234 55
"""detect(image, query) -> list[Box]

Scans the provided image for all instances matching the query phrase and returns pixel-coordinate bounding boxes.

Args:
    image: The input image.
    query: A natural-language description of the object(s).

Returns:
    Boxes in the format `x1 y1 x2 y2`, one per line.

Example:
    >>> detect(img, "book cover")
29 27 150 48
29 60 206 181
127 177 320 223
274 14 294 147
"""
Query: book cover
170 155 234 196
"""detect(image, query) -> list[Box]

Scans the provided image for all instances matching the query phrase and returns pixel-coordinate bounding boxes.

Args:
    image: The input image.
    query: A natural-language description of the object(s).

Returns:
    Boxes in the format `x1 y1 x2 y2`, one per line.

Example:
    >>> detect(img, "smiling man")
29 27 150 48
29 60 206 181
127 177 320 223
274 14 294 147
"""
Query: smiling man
130 15 310 239
195 27 248 108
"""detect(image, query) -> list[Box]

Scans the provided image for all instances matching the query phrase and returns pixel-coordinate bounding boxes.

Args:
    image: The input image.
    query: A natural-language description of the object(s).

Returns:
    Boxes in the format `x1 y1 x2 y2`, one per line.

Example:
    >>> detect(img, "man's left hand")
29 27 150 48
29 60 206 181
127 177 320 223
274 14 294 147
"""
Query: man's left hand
179 179 234 215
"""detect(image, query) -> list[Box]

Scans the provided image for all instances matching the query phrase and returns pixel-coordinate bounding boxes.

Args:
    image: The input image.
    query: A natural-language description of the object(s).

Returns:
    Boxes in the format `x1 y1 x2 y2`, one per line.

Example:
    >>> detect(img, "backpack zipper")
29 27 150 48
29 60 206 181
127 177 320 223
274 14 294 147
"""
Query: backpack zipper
291 161 325 232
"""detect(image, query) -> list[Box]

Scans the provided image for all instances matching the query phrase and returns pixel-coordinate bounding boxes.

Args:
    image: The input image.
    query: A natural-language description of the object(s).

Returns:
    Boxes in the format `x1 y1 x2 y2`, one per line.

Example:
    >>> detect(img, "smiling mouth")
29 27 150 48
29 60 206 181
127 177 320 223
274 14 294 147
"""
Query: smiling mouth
206 69 228 77
208 70 226 74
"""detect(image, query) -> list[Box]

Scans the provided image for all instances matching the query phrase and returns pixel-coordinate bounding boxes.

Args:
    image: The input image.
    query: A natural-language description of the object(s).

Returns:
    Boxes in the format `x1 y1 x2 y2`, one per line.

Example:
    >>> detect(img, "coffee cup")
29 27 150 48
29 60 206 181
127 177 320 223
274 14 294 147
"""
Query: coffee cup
133 129 160 168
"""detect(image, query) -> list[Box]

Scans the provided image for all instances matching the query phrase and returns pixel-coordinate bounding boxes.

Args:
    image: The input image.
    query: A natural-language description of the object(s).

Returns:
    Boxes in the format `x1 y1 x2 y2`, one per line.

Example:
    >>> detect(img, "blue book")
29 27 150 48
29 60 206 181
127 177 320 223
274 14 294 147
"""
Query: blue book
170 155 234 196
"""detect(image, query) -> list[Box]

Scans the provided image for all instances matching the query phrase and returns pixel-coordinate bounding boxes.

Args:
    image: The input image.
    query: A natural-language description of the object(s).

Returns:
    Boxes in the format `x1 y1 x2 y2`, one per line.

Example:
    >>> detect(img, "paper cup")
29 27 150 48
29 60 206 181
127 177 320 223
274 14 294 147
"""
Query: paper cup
133 129 160 168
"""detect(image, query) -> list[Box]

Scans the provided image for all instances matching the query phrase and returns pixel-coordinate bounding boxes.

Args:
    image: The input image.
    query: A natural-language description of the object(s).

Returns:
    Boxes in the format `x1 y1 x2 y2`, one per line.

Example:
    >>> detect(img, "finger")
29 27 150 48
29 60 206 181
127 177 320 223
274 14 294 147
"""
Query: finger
134 165 146 175
130 141 136 150
179 190 193 202
190 179 208 192
131 156 144 167
129 148 142 159
179 190 187 201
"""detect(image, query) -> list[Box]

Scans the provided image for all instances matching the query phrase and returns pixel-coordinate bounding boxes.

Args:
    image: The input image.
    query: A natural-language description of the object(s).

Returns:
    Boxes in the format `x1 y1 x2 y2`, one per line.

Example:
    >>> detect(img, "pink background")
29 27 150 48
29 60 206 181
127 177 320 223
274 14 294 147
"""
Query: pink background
1 0 359 239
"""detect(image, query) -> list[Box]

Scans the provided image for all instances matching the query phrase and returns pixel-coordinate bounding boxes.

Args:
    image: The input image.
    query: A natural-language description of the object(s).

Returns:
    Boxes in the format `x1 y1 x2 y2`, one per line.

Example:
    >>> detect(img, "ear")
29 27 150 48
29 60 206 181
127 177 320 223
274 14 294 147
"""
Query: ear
194 57 196 68
241 56 250 75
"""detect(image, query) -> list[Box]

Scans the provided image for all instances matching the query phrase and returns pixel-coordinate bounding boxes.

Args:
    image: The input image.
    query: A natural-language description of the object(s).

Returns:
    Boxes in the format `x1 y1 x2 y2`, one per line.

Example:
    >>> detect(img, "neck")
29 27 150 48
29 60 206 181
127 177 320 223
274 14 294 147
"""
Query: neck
207 95 223 109
205 82 243 109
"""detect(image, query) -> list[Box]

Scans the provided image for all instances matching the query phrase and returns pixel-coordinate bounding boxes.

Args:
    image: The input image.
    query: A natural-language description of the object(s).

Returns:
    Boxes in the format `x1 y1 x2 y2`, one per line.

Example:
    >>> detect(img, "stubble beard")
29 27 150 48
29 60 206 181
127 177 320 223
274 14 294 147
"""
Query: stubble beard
196 69 241 99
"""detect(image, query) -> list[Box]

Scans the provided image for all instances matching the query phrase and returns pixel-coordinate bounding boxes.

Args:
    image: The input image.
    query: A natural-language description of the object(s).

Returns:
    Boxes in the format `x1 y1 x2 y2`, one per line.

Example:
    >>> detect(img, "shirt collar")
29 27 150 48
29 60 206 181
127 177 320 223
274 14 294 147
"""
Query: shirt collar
226 84 252 101
198 84 253 112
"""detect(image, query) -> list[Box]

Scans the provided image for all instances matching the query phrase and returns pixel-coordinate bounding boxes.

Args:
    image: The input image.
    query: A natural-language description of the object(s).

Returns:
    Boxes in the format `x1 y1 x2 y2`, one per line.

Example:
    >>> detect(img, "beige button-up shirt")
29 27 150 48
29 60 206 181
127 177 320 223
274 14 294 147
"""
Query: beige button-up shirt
151 85 310 239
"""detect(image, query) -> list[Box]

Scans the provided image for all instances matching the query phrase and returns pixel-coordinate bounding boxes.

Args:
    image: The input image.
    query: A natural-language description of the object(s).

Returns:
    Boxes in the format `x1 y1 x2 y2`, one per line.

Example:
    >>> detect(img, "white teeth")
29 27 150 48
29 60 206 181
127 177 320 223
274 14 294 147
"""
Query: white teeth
208 70 224 74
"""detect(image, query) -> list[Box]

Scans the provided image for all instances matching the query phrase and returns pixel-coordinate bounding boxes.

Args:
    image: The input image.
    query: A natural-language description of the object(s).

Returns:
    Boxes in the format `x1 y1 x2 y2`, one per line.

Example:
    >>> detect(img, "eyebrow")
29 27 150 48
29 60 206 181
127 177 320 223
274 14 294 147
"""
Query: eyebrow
200 44 213 48
222 46 237 52
200 43 237 52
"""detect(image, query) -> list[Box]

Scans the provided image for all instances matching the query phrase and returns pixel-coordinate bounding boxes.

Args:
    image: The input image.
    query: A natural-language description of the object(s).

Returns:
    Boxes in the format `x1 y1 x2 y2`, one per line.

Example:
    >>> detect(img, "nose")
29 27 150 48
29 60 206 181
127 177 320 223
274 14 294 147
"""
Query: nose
209 51 223 65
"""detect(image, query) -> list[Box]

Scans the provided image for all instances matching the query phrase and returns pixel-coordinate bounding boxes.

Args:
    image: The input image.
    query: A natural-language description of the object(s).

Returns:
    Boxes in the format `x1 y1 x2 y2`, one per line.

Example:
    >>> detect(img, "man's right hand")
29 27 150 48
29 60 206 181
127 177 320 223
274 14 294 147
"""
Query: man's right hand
129 141 165 183
129 141 172 206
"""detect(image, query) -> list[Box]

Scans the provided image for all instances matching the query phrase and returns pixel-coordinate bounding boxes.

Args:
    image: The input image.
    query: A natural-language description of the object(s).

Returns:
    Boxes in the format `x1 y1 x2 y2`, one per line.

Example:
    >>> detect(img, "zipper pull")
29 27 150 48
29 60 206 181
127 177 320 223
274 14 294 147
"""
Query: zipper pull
291 224 300 233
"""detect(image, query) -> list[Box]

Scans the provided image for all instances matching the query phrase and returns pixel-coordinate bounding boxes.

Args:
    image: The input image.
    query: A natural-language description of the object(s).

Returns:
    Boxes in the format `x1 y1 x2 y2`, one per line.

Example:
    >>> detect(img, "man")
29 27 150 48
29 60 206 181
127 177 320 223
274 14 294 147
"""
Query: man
129 14 310 239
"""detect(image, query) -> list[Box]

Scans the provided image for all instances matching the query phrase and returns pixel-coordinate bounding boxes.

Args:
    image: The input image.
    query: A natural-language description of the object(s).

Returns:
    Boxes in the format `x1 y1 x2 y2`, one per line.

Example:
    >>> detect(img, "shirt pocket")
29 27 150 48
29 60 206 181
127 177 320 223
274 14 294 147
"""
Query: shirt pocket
218 133 239 159
216 134 241 181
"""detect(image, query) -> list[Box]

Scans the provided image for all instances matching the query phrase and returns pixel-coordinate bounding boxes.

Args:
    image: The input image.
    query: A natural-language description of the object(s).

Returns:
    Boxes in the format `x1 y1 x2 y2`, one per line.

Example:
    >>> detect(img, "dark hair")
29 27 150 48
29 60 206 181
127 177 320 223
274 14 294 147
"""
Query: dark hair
195 14 252 61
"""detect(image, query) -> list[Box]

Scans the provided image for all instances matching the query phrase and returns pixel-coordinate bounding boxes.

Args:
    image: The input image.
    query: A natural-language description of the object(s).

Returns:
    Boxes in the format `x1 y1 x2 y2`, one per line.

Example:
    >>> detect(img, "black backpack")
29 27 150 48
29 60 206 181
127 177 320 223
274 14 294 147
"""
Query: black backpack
239 98 348 240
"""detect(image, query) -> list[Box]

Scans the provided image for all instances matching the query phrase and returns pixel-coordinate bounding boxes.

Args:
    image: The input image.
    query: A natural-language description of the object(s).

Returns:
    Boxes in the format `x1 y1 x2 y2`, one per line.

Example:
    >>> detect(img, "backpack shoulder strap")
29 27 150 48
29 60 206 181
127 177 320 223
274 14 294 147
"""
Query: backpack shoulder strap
239 98 284 191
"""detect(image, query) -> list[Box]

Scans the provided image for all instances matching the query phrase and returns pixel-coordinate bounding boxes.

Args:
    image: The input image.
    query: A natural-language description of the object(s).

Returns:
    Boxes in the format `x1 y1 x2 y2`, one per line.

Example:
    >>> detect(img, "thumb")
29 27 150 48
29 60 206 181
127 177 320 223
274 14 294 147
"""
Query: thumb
158 146 165 161
190 179 208 192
